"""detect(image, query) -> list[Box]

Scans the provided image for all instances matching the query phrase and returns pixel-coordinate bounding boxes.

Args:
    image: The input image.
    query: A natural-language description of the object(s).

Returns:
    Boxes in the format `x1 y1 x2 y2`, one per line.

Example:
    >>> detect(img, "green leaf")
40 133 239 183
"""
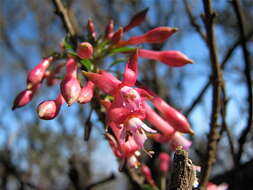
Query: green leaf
142 184 155 190
109 58 127 68
110 47 136 54
80 59 94 71
62 37 74 50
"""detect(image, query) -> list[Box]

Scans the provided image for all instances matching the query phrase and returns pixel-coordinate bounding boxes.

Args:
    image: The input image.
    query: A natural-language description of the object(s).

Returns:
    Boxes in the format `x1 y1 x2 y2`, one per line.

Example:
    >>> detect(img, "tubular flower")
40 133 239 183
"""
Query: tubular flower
27 57 53 88
152 96 193 134
37 94 65 120
117 27 177 46
139 49 192 67
60 58 81 105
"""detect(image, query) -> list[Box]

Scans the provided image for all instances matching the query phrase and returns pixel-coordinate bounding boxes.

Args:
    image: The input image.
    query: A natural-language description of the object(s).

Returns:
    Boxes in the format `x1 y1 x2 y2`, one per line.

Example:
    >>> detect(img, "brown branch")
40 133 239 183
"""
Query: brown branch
199 1 223 189
169 148 196 190
232 0 253 166
51 0 78 38
85 173 116 190
183 0 206 42
184 28 253 117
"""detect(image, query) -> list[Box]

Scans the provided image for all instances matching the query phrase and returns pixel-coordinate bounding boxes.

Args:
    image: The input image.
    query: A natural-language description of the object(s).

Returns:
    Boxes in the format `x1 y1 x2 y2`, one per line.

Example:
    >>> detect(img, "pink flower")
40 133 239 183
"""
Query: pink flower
78 81 94 104
37 94 65 120
144 102 175 137
12 84 40 110
123 49 138 86
27 57 53 88
77 42 93 59
152 96 193 134
117 27 177 46
60 58 81 105
139 49 192 67
159 152 170 173
123 8 148 32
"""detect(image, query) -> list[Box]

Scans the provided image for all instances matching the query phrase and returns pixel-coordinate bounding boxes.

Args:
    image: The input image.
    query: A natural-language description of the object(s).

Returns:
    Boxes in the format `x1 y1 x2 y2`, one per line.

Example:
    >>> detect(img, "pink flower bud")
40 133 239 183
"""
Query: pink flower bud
77 42 93 59
12 84 40 110
159 152 170 173
27 57 53 88
124 8 148 32
87 19 96 38
141 164 156 187
60 58 81 105
139 49 193 67
118 27 177 46
37 94 65 120
111 27 123 44
77 81 94 104
152 97 194 134
104 19 114 40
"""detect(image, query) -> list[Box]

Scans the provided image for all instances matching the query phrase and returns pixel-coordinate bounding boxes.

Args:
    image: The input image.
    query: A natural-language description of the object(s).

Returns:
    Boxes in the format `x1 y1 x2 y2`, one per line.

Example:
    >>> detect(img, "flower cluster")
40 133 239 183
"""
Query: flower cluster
13 8 195 182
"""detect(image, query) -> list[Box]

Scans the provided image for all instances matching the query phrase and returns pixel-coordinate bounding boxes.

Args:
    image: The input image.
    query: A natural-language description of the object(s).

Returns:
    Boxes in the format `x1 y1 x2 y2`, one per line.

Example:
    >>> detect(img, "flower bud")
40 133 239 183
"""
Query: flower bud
27 57 53 88
139 49 193 67
118 27 177 46
37 94 65 120
111 27 123 44
12 84 40 110
87 19 96 38
123 49 138 86
159 152 170 173
141 164 156 187
78 81 94 104
77 42 93 59
124 8 148 32
104 20 114 40
60 58 81 105
152 96 194 134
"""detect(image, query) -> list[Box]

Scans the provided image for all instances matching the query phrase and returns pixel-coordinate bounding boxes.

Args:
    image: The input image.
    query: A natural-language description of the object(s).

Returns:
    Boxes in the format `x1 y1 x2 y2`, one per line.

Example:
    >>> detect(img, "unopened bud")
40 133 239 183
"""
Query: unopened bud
60 58 81 105
78 81 94 104
124 8 148 32
77 42 93 59
12 84 40 110
111 27 124 44
104 20 114 40
159 152 170 173
37 94 65 120
27 57 53 88
87 19 96 38
118 27 177 46
139 49 193 67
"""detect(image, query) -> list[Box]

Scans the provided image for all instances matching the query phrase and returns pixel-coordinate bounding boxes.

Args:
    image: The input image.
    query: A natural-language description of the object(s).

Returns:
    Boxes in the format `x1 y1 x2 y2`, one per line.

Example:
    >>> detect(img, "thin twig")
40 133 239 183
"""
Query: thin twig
183 0 206 42
184 28 253 117
232 0 253 166
85 173 116 190
199 1 223 189
51 0 78 38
